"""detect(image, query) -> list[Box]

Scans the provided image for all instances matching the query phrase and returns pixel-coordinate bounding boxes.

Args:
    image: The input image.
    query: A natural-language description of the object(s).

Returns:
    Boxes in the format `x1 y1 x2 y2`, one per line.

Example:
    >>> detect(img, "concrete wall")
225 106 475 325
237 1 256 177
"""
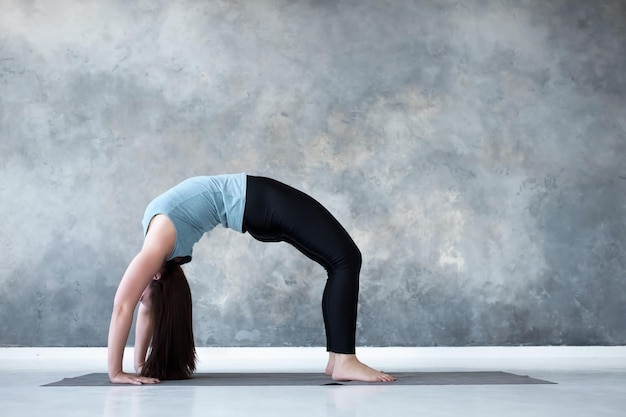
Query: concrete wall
1 0 624 347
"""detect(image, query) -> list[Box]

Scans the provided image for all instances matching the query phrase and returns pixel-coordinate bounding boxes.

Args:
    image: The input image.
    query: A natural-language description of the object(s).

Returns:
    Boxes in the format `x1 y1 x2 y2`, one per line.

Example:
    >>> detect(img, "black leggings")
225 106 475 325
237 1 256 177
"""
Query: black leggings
242 176 361 354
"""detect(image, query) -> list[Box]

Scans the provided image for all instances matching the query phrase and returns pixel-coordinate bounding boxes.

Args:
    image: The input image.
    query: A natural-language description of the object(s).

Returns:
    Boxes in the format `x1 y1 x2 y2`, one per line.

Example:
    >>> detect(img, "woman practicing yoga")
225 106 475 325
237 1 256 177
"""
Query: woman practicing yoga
107 173 396 384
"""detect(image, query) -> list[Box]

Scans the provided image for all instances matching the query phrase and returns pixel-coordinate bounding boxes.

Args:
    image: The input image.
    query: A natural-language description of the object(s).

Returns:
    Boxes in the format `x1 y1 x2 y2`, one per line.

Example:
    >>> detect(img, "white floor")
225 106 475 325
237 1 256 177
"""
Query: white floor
1 347 625 417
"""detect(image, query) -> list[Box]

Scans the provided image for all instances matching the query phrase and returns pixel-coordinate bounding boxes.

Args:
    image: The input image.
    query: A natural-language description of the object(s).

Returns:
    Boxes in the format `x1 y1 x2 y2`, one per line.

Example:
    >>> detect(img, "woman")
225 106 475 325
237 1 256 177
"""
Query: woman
107 173 396 384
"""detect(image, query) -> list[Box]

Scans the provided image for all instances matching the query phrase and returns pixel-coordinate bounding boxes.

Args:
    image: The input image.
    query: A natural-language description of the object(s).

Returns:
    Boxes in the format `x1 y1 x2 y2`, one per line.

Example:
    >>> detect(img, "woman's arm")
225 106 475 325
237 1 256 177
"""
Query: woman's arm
107 249 162 384
134 299 153 373
107 214 175 385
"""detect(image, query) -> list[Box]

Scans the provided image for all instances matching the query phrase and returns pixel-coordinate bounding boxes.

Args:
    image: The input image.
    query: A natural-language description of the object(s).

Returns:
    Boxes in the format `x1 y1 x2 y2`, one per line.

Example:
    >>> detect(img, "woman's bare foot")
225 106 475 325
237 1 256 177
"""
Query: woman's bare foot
326 352 396 382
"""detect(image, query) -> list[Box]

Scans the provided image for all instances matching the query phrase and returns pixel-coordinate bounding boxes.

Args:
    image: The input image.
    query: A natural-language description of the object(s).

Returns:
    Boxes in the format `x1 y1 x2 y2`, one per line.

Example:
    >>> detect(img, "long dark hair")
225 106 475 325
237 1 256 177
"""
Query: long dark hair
140 262 196 380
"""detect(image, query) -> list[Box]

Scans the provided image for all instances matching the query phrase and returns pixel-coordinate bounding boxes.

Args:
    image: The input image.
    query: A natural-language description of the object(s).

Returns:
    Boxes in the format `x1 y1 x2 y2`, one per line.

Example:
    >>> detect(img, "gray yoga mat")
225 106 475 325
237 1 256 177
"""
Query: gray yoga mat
43 371 555 386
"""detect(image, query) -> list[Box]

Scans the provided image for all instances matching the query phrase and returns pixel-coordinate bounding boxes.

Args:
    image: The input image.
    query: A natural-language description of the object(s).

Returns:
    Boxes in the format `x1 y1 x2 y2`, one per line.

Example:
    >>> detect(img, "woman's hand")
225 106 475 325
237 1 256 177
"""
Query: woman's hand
109 371 160 385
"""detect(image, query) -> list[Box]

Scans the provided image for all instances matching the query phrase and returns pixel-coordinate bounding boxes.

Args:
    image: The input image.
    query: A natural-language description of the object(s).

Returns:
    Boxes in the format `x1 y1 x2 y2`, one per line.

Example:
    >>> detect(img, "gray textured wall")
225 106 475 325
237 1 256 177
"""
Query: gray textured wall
1 0 625 347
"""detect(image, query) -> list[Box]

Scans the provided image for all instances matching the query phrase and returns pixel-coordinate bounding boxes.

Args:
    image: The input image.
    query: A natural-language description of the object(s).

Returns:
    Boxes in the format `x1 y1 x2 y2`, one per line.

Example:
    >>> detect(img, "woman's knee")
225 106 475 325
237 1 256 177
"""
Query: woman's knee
343 241 362 269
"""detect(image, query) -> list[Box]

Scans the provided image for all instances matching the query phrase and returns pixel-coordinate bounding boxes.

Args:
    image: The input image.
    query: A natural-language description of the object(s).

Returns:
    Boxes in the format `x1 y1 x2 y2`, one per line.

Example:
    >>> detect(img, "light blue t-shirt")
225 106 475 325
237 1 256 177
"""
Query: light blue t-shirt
142 173 247 262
